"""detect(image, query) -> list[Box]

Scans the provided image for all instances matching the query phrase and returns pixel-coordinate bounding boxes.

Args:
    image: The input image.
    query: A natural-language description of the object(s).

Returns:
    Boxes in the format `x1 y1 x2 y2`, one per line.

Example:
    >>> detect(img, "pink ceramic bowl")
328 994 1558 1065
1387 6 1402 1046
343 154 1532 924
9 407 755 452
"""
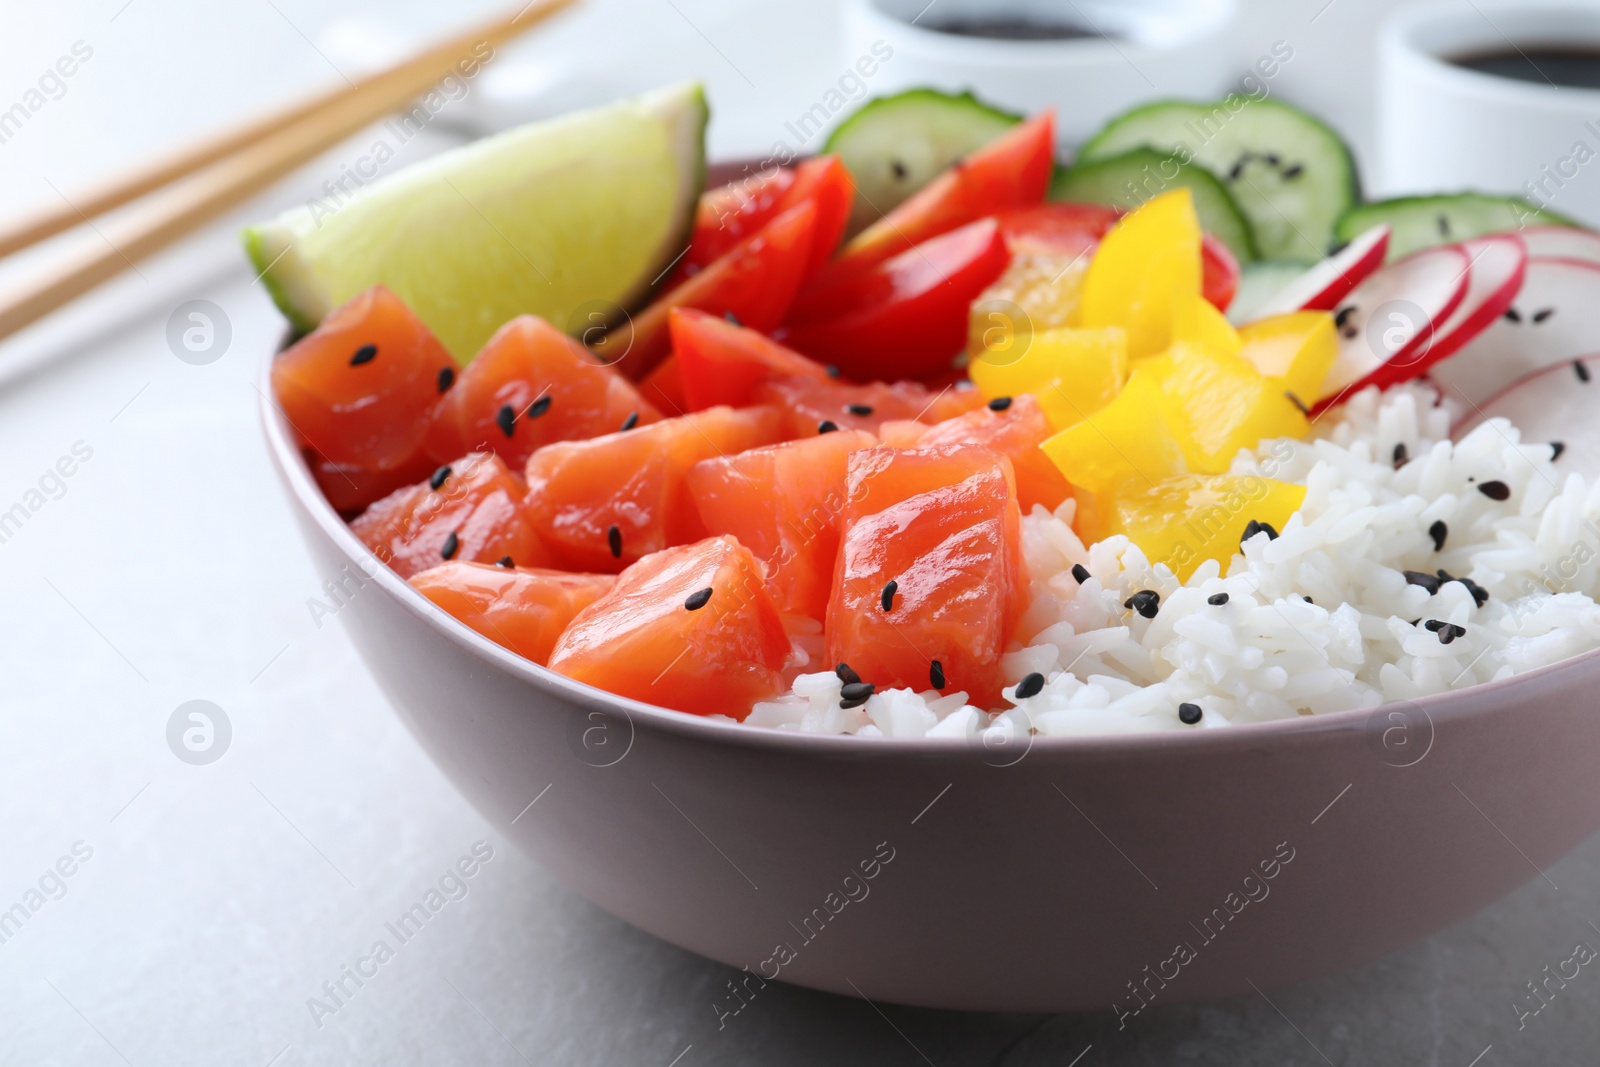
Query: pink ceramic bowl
259 210 1600 1017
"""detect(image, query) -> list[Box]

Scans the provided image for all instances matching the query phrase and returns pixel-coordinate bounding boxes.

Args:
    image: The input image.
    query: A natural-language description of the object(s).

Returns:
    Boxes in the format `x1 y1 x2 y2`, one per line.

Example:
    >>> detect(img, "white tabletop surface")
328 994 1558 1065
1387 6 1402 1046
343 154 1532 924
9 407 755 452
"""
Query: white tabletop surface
4 1 1600 1064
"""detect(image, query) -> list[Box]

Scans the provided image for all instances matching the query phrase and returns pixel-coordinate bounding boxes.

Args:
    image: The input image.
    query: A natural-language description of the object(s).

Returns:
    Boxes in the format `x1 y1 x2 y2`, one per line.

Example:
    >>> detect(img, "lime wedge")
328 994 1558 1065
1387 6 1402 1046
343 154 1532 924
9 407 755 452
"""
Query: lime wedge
245 82 708 361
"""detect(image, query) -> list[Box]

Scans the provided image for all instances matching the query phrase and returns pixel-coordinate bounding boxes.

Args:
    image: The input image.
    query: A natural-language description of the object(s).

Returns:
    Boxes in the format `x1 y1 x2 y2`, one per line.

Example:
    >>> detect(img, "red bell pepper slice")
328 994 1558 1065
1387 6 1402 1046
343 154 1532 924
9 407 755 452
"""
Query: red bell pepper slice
597 199 818 379
671 156 855 285
638 354 688 415
781 217 1012 382
811 111 1054 291
670 307 831 410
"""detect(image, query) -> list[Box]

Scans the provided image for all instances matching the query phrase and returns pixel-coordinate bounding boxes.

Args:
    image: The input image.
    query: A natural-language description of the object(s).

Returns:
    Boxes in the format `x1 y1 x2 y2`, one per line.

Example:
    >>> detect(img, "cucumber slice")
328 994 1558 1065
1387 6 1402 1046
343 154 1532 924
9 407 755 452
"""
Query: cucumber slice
245 83 708 362
1334 194 1580 261
1049 148 1258 261
1226 260 1311 324
823 88 1020 235
1079 98 1358 262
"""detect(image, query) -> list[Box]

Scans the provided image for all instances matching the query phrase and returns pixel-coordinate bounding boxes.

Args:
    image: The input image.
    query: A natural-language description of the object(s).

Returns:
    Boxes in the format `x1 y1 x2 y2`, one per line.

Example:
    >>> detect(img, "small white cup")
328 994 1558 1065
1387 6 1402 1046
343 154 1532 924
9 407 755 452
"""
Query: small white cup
1378 0 1600 225
837 0 1241 147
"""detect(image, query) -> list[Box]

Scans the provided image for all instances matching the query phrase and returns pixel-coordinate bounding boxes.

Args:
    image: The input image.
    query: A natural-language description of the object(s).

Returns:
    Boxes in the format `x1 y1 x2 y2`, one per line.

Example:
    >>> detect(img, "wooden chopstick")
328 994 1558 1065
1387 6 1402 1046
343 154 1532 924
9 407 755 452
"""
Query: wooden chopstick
0 0 576 344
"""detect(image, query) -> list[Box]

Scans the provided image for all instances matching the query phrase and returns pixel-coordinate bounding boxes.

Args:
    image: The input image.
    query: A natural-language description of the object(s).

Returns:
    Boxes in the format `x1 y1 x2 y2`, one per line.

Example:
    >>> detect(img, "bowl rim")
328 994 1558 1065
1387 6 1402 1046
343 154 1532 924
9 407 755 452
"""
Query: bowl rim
257 303 1600 762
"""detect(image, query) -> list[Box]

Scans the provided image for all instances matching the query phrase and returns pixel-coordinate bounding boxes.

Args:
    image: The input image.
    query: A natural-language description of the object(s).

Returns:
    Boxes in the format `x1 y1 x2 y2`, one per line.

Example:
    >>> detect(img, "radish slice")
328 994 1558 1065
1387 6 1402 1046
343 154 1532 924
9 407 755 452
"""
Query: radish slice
1518 225 1600 266
1316 244 1471 403
1457 355 1600 477
1419 234 1527 365
1432 256 1600 409
1255 224 1390 317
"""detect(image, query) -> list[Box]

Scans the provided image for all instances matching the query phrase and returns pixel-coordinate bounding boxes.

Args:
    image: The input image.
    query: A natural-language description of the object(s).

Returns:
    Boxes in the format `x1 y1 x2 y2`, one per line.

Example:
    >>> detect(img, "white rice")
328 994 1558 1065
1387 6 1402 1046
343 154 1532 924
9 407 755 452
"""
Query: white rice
746 383 1600 738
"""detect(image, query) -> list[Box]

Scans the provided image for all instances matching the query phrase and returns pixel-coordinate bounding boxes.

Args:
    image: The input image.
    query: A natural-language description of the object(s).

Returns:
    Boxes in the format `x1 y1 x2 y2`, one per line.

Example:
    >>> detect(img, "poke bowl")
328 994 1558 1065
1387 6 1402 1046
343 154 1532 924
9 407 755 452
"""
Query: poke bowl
255 83 1600 1012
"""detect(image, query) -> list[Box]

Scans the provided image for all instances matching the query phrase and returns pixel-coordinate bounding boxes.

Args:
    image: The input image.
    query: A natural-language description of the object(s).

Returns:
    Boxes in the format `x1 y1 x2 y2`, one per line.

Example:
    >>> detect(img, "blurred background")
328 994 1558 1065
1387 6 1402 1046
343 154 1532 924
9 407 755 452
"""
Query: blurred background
7 1 1600 1065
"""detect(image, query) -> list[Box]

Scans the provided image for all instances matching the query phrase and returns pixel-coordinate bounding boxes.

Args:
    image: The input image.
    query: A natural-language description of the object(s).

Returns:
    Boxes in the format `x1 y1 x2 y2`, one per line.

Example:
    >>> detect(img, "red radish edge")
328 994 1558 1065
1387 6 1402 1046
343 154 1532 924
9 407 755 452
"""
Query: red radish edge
1257 224 1390 317
1314 243 1472 410
1413 234 1527 367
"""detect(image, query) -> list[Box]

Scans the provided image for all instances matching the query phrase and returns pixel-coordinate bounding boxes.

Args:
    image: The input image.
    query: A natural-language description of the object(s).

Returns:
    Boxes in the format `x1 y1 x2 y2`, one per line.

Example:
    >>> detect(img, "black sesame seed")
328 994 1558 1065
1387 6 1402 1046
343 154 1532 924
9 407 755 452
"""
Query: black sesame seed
437 366 455 392
817 420 839 434
607 524 623 559
839 680 875 708
723 311 742 327
929 660 945 690
1285 391 1310 416
1303 595 1314 604
1532 308 1555 324
440 530 459 560
525 395 552 419
429 465 451 491
1208 592 1230 606
620 411 640 431
1477 480 1511 501
1178 702 1203 725
1428 520 1448 551
1551 441 1566 461
1455 575 1490 607
496 404 517 437
1404 570 1442 595
1423 619 1444 632
684 587 713 611
1014 672 1045 700
495 556 514 568
349 344 377 366
1071 563 1091 584
825 364 841 379
881 579 898 611
1282 163 1304 180
987 396 1014 412
846 403 875 417
1334 305 1356 329
1241 520 1279 547
835 662 862 686
1125 589 1161 619
1439 622 1467 645
1504 308 1522 324
891 160 908 180
1576 361 1591 383
1393 442 1408 468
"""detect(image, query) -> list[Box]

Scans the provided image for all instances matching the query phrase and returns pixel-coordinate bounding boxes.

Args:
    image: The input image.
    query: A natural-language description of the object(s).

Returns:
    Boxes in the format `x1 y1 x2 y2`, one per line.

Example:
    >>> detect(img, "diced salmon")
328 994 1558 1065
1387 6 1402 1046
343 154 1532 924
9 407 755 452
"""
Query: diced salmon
410 561 614 666
753 375 985 438
426 315 660 468
523 405 787 572
827 444 1023 708
909 394 1073 512
548 535 790 718
687 429 877 618
352 451 549 578
272 286 453 472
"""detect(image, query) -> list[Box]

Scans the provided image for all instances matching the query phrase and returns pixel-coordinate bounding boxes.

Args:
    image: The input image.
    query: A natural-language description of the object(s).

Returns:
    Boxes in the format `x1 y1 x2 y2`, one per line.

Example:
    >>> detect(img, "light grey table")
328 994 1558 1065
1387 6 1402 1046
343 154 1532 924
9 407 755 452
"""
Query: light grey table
2 1 1596 1063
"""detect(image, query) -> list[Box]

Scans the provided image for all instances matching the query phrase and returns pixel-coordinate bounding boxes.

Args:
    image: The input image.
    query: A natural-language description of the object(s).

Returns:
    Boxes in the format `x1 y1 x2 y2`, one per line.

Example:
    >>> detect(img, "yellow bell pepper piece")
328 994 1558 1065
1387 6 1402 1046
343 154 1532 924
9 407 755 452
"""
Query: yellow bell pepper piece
1149 341 1310 474
1085 474 1307 580
1171 295 1242 359
1040 367 1188 495
1075 189 1202 359
969 326 1128 430
1239 311 1338 406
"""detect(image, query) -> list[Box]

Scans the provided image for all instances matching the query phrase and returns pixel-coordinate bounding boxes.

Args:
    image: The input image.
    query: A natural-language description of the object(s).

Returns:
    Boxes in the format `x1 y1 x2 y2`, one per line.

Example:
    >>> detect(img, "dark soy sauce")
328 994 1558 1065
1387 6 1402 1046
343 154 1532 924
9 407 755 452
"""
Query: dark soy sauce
927 18 1114 41
1451 46 1600 89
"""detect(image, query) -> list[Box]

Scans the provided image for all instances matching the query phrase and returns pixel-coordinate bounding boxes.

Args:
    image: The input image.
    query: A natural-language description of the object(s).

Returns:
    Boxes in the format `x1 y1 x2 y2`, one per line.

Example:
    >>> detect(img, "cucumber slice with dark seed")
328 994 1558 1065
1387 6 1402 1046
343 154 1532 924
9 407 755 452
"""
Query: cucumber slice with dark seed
1079 98 1358 261
823 88 1021 235
1334 194 1580 261
1049 148 1258 261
